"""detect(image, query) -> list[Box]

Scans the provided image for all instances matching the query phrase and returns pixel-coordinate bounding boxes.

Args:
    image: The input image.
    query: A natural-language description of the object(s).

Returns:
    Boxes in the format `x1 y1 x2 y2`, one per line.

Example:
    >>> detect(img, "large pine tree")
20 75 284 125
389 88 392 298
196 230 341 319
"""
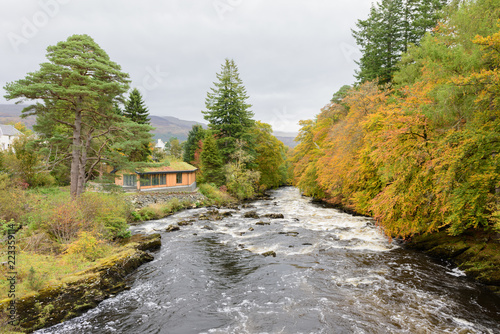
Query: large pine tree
352 0 446 85
202 59 255 159
3 34 139 197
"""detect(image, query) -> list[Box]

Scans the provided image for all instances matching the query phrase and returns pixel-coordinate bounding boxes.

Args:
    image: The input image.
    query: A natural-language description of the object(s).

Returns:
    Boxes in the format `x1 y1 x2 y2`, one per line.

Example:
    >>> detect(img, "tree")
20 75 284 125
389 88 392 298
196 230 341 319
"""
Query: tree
200 134 224 186
165 137 182 159
183 125 206 164
224 140 260 200
122 88 152 162
3 34 150 197
251 121 286 189
123 88 150 124
203 59 255 159
352 0 446 85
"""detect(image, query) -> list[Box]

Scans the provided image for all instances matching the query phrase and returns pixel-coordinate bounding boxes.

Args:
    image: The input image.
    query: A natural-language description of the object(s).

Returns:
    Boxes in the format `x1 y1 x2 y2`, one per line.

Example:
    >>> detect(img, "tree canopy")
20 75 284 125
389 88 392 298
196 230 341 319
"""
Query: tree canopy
3 34 152 197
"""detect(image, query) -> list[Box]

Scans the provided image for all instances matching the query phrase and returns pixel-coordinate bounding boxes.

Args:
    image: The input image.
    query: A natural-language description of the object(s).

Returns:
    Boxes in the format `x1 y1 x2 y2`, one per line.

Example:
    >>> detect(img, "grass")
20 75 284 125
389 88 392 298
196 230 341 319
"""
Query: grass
0 248 115 301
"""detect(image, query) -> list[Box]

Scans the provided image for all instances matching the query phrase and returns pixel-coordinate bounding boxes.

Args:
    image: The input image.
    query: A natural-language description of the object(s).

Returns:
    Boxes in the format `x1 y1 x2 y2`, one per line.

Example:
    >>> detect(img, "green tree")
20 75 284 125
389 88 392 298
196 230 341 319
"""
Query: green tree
224 140 260 200
123 88 150 124
200 134 224 186
353 0 446 85
183 125 206 164
202 59 255 159
3 34 150 197
122 88 152 162
165 137 182 159
251 121 286 190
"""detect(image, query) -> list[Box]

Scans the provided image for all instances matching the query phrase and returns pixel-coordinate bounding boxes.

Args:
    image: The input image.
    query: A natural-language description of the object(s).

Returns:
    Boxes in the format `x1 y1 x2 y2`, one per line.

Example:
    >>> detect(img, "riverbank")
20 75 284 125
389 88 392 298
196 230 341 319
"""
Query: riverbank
405 229 500 296
0 233 161 333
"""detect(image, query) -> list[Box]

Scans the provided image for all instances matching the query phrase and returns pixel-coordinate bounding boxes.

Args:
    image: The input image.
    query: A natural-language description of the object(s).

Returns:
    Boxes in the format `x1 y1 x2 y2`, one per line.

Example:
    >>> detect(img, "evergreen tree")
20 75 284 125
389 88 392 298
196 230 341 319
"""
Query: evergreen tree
3 34 138 197
352 0 446 85
183 125 206 164
203 59 255 160
200 134 224 186
123 88 150 124
122 88 152 162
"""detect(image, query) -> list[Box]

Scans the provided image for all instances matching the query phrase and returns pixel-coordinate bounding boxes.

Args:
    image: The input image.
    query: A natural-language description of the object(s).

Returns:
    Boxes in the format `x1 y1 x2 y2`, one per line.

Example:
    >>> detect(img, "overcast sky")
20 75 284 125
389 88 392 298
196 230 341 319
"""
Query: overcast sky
1 0 373 133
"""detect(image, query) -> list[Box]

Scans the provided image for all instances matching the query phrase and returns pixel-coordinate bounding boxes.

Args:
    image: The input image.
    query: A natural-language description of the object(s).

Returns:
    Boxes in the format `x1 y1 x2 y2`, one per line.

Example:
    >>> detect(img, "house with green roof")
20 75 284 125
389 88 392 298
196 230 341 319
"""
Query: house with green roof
114 161 197 192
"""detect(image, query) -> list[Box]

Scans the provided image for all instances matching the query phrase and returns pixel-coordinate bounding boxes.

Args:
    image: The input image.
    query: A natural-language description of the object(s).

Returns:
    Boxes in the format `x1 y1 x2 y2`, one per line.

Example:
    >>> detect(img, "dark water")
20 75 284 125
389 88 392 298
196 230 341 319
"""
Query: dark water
37 187 500 333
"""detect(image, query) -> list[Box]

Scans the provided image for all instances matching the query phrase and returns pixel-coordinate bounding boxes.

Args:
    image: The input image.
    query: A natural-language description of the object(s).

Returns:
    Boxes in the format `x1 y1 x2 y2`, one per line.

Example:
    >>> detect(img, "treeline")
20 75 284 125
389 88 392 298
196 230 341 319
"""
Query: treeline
182 59 292 200
291 0 500 238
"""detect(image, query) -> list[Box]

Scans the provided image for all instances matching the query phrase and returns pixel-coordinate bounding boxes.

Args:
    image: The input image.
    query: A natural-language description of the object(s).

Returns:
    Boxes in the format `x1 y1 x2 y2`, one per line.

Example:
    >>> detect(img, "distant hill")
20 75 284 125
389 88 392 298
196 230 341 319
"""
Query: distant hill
0 104 36 128
0 104 298 147
274 131 298 148
149 115 206 142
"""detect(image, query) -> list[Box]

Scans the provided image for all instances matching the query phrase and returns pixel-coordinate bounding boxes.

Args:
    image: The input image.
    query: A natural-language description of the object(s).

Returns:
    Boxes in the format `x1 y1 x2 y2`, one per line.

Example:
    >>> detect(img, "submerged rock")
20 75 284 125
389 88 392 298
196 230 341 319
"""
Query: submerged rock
262 251 277 257
256 221 270 226
262 213 284 219
178 220 194 226
165 224 180 232
243 211 259 219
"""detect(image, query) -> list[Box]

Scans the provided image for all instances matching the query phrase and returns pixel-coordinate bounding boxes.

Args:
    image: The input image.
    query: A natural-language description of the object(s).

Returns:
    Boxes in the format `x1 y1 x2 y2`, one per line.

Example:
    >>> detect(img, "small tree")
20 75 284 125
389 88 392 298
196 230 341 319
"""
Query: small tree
123 88 150 124
224 140 260 200
183 125 206 164
122 88 153 162
200 134 224 186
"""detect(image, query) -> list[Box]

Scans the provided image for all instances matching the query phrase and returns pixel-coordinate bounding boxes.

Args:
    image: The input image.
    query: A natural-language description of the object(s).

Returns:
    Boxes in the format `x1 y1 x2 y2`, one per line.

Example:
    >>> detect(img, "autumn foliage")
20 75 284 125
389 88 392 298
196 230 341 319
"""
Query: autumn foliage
291 0 500 238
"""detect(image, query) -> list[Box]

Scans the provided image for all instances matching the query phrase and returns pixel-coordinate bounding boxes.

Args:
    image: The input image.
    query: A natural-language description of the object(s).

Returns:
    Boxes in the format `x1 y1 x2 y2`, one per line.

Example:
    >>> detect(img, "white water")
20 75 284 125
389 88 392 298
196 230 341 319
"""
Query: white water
37 187 500 334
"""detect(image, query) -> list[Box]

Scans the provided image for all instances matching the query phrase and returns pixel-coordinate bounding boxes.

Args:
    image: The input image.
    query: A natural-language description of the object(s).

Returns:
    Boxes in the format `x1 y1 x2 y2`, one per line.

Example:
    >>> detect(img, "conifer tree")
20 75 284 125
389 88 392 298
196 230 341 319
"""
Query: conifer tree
3 34 141 197
122 88 152 161
203 59 255 160
200 134 224 186
352 0 446 85
183 125 206 164
123 88 150 124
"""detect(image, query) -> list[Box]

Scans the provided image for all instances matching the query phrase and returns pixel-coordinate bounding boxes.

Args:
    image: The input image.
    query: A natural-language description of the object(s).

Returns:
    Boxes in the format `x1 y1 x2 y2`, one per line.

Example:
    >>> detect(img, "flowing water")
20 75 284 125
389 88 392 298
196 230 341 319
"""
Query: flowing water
38 187 500 333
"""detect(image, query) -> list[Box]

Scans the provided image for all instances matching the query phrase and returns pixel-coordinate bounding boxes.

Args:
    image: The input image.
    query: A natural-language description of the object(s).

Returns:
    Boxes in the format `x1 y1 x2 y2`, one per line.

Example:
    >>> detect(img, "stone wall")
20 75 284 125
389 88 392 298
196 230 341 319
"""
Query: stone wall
127 191 206 209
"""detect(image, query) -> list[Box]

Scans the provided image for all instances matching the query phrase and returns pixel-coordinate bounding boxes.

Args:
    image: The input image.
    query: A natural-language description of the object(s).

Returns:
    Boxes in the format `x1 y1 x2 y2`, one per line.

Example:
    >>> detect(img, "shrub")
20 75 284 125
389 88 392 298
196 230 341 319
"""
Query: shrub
64 231 108 261
46 200 86 244
199 183 236 206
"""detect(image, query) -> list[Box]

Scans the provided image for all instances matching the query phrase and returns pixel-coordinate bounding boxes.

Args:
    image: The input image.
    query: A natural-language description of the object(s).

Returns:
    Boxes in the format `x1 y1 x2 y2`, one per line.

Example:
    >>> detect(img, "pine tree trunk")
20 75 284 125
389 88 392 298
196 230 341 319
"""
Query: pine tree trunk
70 102 83 198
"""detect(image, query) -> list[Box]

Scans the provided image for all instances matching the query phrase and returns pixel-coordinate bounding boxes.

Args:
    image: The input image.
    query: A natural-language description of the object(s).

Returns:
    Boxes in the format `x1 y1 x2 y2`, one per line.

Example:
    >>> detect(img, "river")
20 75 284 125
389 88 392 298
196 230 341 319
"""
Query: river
37 187 500 333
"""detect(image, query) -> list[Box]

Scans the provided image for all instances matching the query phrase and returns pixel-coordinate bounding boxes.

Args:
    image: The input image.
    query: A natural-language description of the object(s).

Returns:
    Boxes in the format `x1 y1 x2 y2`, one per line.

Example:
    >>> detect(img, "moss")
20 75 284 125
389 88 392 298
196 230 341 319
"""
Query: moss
0 234 160 333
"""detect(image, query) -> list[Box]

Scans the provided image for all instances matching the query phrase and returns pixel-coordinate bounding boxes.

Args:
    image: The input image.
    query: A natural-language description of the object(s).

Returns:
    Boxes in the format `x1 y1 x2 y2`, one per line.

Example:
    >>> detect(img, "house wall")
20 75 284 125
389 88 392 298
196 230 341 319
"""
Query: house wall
140 171 196 190
0 135 14 150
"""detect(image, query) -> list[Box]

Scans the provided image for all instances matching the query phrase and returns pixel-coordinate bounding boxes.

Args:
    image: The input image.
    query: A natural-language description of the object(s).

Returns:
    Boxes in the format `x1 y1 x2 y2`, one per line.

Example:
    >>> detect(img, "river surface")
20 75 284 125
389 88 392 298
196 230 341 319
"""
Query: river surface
38 187 500 333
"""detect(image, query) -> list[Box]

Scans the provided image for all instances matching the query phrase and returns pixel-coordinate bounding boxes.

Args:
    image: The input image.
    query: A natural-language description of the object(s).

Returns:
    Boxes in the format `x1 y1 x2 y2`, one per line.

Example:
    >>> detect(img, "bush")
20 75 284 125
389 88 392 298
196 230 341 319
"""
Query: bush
64 231 108 261
199 183 236 206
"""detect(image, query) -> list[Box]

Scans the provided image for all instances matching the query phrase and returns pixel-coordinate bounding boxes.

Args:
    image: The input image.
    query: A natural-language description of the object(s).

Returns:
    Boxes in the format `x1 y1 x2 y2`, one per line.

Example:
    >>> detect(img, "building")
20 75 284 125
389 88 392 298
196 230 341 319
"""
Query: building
114 161 197 192
0 124 21 151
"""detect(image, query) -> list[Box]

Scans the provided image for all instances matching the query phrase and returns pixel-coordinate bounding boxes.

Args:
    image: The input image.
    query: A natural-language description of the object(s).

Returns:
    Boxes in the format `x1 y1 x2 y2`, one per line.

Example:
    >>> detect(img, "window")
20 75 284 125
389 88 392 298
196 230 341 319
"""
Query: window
140 175 151 186
176 173 183 184
124 174 136 187
152 174 160 186
160 174 166 185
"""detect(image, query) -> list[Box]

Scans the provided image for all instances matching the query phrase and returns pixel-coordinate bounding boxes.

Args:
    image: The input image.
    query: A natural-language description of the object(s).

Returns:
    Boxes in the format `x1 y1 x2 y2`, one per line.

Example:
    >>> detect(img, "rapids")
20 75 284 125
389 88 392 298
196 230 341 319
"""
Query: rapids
37 187 500 333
